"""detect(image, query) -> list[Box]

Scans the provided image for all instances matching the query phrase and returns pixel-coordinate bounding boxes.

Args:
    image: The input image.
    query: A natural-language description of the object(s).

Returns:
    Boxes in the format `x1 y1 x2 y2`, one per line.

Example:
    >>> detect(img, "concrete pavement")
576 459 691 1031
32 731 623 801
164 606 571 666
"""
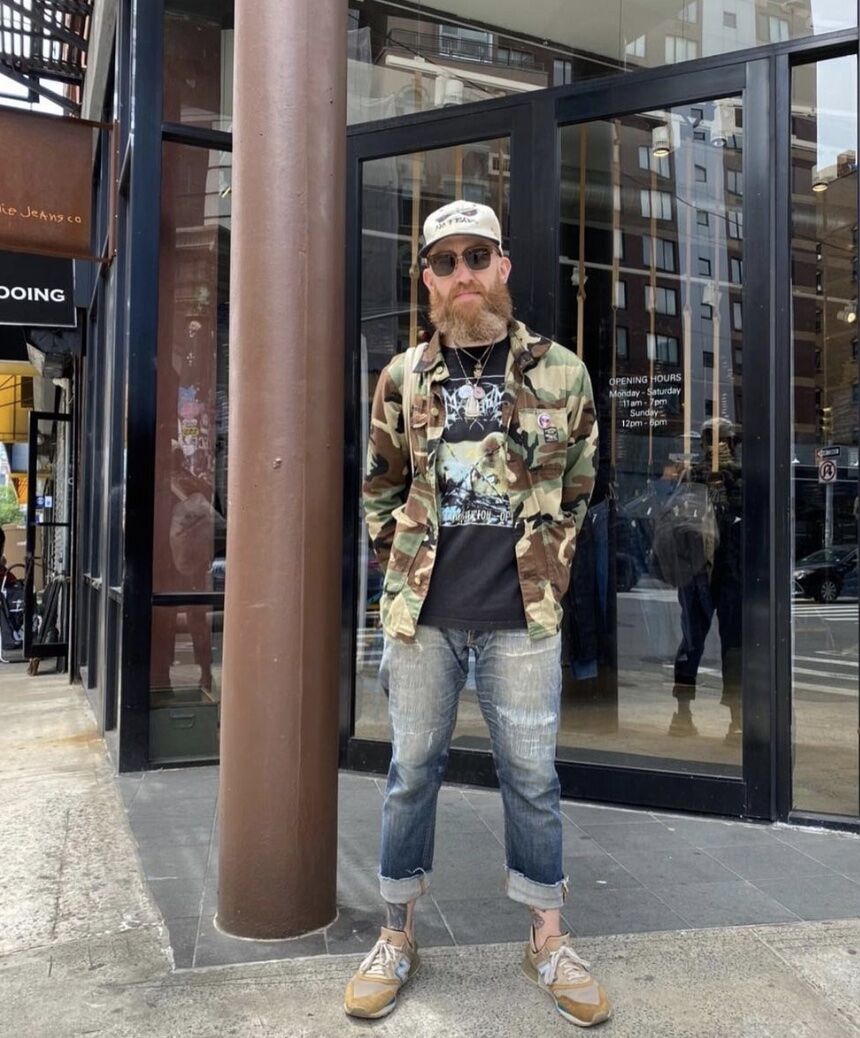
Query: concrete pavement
1 669 859 1037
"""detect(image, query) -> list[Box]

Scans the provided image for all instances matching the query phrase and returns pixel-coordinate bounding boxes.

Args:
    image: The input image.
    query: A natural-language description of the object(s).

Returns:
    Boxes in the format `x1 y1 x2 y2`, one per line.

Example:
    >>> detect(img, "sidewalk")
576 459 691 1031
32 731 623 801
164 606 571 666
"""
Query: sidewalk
2 670 859 1037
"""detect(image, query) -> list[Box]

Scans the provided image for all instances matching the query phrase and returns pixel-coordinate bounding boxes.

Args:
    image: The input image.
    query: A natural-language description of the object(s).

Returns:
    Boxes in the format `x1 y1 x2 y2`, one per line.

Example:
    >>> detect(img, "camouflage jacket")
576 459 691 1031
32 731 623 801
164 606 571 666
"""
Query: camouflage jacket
363 319 598 642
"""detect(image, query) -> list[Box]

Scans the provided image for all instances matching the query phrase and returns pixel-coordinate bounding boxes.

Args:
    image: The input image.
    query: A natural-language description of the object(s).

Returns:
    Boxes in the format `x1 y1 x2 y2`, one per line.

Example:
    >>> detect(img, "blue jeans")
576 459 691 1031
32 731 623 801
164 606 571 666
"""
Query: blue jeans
378 625 566 909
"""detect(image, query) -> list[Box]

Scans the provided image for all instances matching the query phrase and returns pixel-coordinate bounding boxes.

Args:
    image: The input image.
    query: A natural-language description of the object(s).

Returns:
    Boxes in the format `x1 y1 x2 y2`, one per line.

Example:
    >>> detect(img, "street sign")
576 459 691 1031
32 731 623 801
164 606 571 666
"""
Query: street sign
818 459 838 484
817 446 841 460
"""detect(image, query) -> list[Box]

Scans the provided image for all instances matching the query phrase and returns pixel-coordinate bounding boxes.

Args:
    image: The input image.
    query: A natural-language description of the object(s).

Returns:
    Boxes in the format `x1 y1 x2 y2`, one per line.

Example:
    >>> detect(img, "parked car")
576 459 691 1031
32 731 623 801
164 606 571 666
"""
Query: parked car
793 545 858 603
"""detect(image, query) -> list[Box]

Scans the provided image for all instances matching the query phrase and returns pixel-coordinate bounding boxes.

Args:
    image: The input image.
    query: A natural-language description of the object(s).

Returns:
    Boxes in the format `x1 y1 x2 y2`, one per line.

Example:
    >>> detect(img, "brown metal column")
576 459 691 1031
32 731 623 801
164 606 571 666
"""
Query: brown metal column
217 0 346 938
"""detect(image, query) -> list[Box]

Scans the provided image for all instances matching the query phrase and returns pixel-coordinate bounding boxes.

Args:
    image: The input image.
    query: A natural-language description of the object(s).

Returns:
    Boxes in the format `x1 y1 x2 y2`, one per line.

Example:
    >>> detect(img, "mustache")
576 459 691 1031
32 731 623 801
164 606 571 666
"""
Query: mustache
451 282 486 300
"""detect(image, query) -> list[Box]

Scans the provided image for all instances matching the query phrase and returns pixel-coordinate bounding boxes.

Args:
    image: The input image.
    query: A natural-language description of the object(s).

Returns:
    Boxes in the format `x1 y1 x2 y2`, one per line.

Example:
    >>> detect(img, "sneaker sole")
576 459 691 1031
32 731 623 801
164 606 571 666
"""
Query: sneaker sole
521 957 612 1028
343 958 420 1019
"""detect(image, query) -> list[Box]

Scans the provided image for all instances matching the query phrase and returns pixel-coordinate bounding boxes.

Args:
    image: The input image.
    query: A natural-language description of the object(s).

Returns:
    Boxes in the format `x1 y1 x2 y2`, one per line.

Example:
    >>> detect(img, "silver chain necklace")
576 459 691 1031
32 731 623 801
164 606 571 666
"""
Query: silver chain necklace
452 341 496 419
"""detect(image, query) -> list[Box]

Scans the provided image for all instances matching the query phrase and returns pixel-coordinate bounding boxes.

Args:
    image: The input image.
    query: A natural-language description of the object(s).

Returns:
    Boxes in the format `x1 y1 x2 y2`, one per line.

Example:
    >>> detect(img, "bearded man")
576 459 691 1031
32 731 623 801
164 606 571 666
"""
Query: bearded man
345 200 610 1028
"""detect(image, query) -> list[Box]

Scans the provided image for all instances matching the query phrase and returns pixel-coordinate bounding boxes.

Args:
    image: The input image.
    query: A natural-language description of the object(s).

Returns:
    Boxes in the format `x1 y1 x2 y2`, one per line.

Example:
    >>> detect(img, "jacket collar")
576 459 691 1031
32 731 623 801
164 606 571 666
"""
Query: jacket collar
411 319 550 377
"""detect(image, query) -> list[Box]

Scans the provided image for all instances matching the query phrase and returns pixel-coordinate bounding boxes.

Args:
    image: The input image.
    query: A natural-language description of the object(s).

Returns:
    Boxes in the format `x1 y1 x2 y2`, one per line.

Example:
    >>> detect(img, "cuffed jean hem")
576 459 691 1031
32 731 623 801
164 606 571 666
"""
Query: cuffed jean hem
379 869 432 904
505 867 568 909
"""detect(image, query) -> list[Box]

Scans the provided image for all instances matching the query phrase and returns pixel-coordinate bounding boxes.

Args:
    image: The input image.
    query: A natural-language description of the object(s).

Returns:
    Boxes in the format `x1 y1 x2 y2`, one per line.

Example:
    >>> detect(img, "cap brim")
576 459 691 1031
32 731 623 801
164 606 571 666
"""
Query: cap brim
418 233 502 259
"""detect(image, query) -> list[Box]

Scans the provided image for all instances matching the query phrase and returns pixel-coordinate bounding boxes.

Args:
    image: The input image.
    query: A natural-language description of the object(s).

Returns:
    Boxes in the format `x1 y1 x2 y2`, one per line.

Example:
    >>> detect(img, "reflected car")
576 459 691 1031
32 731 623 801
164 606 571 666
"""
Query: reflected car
793 545 858 603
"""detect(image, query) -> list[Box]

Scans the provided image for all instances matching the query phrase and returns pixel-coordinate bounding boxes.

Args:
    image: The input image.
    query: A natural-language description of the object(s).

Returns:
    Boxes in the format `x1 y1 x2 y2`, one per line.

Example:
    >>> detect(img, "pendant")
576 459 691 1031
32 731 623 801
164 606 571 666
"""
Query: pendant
465 393 481 419
473 364 483 379
458 384 473 400
473 385 486 399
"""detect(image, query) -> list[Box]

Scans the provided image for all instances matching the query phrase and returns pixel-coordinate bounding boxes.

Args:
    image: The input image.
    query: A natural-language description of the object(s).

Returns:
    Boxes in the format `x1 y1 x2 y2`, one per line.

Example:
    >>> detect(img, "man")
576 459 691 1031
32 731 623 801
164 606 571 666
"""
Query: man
345 200 609 1027
667 417 743 743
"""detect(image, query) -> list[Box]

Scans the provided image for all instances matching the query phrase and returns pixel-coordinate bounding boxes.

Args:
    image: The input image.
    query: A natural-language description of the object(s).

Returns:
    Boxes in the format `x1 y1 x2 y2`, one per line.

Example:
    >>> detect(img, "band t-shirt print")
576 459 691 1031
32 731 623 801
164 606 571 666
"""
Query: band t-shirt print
418 339 527 630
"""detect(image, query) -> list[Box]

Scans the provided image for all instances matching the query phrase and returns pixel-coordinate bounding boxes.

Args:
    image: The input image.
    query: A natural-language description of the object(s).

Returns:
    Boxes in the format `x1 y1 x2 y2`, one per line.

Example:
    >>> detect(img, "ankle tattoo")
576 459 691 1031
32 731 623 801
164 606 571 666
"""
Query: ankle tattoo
385 901 409 932
531 908 546 933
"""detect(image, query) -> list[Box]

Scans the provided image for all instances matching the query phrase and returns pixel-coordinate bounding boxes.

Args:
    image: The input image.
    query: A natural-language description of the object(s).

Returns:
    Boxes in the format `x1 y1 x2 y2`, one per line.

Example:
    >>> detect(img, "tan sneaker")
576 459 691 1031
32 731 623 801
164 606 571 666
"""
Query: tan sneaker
343 927 419 1019
523 932 611 1027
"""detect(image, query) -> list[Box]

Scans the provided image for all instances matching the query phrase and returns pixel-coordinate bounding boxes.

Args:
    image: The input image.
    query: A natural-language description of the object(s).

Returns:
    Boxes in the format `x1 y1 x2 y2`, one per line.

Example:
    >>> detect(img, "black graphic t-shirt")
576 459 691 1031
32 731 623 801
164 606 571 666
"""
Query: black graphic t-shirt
418 338 527 631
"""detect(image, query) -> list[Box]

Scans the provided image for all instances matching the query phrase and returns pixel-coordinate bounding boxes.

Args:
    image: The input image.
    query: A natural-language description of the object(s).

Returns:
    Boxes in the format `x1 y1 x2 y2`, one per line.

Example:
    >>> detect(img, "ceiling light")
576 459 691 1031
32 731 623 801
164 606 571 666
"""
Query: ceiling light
837 301 857 323
652 124 671 158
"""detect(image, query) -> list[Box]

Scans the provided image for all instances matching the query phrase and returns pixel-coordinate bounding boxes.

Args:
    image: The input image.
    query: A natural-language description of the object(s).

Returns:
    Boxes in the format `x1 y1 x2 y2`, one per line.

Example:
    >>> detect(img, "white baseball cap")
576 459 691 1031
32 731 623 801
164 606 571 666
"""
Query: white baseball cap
419 199 503 258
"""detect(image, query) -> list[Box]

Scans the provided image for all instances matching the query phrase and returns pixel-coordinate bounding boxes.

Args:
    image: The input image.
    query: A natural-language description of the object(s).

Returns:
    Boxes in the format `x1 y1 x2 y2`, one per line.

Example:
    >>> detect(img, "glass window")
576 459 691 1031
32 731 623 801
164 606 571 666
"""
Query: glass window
347 0 856 125
625 35 646 59
643 235 675 272
557 98 744 773
697 209 710 227
645 284 678 315
790 55 859 818
164 1 233 131
665 35 699 64
153 143 231 595
647 332 681 363
150 605 223 764
553 58 573 85
727 209 743 239
726 169 743 196
699 257 712 277
695 163 707 182
639 146 671 178
616 325 629 358
615 279 627 309
732 301 743 329
730 257 743 282
641 190 673 220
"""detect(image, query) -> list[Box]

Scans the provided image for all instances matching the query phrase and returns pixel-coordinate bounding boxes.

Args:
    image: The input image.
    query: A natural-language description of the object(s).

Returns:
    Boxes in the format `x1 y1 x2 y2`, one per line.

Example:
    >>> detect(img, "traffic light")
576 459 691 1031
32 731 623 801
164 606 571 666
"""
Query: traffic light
819 405 833 440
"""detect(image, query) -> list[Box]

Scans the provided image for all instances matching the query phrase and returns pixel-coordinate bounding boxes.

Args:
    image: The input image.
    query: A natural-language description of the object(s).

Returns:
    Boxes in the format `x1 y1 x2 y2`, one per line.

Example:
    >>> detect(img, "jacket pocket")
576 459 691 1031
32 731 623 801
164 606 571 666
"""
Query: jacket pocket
517 407 567 472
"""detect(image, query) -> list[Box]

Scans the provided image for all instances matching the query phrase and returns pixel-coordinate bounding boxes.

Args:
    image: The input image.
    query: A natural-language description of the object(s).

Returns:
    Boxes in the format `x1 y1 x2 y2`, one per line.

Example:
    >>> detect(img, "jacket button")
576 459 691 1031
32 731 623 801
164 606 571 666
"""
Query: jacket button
431 407 439 417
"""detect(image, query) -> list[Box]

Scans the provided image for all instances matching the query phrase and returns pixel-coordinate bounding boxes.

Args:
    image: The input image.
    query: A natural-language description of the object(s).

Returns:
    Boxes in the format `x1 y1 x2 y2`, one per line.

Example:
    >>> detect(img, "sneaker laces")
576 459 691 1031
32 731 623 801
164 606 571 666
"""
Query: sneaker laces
545 945 592 986
359 938 400 979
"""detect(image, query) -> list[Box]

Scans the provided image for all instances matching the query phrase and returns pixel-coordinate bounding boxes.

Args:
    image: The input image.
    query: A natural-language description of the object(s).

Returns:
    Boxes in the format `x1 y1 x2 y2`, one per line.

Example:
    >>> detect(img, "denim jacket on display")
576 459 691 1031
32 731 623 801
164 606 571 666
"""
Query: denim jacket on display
363 319 598 642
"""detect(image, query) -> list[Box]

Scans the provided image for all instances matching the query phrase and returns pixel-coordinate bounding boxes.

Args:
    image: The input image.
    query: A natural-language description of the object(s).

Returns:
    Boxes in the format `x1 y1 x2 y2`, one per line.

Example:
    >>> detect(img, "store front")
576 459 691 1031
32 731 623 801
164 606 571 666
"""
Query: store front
74 1 859 830
339 3 860 826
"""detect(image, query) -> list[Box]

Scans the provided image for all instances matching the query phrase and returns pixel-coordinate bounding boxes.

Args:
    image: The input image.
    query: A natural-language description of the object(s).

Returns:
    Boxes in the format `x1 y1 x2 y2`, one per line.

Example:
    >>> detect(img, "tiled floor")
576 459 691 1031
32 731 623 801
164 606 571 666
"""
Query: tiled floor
118 767 860 970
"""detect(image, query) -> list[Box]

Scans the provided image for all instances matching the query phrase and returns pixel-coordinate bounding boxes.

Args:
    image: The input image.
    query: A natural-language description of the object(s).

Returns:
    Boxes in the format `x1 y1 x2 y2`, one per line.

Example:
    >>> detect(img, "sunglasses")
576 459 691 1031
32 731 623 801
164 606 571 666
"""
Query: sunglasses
424 245 497 277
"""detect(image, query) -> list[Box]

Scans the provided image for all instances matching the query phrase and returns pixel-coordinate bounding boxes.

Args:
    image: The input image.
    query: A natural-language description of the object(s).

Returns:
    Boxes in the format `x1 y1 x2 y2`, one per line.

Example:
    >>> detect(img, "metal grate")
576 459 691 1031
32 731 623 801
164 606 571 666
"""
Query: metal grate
0 0 93 114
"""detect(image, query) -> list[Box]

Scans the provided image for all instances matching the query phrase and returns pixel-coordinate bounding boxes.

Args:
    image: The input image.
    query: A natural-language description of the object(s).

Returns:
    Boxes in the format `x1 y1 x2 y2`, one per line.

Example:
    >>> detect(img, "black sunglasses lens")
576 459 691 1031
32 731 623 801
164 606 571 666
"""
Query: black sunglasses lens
428 252 456 276
464 247 492 270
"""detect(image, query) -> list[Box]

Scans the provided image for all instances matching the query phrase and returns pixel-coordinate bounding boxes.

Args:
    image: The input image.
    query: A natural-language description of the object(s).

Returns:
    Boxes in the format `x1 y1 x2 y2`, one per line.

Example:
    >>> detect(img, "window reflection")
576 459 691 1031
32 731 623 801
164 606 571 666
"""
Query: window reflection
347 0 855 124
164 0 233 131
150 143 230 764
556 101 744 772
790 55 859 817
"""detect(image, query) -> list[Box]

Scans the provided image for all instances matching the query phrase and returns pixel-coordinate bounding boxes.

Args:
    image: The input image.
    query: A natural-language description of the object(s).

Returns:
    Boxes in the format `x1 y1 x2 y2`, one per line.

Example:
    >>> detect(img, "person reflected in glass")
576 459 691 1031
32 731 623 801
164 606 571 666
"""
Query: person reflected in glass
669 417 742 743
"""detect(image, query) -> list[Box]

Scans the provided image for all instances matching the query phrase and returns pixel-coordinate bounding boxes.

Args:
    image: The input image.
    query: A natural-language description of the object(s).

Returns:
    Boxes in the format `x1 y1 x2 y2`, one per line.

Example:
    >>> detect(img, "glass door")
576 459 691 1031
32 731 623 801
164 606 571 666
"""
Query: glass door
345 61 774 818
556 95 746 772
549 62 774 816
25 411 72 665
346 105 533 760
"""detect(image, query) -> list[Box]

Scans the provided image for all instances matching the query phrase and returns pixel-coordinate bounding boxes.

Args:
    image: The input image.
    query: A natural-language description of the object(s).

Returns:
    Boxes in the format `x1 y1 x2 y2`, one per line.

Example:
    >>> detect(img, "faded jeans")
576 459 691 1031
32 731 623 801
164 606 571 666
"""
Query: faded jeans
378 625 566 909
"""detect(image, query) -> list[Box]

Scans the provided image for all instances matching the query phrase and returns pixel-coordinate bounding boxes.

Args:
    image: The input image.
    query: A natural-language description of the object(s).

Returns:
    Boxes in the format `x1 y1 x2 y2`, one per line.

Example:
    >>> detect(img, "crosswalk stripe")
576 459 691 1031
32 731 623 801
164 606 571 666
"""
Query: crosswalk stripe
794 681 858 698
792 666 857 683
793 655 858 668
